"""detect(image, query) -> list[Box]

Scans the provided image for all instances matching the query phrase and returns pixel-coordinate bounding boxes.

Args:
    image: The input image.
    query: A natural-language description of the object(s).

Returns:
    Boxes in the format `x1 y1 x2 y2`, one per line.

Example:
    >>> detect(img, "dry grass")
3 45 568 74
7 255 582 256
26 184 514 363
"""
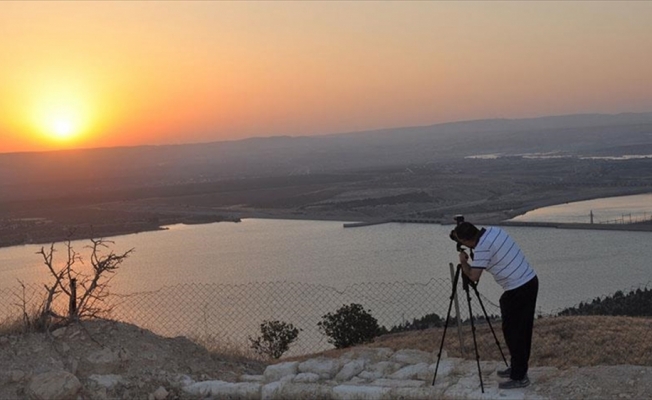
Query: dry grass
0 315 28 336
189 333 266 366
290 315 652 368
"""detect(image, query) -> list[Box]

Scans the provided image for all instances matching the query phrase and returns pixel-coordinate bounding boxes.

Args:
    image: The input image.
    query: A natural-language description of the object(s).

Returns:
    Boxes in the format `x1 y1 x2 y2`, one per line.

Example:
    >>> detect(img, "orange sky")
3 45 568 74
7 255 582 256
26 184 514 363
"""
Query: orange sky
1 1 652 153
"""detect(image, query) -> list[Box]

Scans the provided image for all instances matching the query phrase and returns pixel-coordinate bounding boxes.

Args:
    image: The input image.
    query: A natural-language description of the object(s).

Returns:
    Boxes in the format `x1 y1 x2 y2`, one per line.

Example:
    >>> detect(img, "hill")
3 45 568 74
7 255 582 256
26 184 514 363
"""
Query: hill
1 316 651 399
1 112 652 247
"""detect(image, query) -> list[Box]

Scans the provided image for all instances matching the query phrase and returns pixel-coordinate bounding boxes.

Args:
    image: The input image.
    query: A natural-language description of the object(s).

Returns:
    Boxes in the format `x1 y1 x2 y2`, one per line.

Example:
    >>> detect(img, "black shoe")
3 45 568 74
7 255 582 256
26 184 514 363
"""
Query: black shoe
497 367 511 378
499 377 530 389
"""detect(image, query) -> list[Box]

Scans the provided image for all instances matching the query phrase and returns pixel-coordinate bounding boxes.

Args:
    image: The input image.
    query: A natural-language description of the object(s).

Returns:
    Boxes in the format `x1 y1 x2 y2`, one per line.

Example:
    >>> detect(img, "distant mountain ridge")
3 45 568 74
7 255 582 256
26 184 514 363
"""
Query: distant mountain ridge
1 112 652 191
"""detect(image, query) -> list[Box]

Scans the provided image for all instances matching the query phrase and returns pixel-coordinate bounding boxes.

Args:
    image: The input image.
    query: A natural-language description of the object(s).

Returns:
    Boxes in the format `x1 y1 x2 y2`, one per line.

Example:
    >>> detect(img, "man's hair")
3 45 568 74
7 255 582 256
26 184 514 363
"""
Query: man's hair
454 222 480 241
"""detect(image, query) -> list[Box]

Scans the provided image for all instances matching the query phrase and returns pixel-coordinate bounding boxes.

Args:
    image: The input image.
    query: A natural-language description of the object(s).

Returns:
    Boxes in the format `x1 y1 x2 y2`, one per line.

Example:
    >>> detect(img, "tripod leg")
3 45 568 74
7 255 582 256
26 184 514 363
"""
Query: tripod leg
470 284 509 367
431 266 462 386
464 283 485 393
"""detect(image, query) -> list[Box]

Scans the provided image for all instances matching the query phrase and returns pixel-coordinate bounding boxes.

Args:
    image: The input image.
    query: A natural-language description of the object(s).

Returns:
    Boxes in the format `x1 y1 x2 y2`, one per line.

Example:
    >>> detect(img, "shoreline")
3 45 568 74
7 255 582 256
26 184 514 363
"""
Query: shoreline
2 211 650 251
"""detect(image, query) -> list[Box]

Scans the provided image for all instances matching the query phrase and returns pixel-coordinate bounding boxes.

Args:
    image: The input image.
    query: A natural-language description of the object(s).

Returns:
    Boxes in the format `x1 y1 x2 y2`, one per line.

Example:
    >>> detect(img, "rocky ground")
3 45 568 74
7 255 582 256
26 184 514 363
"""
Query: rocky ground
1 319 651 399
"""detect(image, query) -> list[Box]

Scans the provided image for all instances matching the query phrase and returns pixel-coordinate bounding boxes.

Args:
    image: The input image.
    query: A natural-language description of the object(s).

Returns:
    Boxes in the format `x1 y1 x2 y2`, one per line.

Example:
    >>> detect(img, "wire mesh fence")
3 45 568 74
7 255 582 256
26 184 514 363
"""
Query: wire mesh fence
1 269 651 367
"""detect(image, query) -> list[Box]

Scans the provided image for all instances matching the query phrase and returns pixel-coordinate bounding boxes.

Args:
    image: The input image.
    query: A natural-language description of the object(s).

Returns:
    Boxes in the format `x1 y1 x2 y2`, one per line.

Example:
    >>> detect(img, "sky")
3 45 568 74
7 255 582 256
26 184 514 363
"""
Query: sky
1 1 652 153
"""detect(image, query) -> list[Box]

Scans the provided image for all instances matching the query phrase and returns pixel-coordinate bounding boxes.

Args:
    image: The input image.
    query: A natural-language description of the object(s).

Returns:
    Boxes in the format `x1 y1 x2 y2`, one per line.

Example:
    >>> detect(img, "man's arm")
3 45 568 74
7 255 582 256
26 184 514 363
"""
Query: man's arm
459 251 482 283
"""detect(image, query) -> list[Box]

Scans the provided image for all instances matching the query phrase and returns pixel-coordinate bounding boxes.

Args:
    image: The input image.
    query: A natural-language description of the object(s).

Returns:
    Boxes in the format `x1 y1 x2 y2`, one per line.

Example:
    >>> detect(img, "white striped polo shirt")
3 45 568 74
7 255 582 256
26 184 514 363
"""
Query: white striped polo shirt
470 226 536 291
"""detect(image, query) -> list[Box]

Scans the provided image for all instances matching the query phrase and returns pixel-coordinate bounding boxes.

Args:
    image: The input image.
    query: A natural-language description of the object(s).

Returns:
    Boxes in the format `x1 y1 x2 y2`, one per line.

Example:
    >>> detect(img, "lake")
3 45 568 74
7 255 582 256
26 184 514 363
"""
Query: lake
511 193 652 224
1 218 650 314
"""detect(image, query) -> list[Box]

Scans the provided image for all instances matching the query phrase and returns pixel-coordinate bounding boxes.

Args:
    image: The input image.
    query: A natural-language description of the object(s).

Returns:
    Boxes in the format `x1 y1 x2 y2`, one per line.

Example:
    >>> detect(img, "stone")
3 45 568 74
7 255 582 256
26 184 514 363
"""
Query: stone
293 373 321 383
183 380 261 398
51 327 66 338
335 360 366 381
261 380 286 400
152 386 168 400
85 348 120 374
370 378 425 388
332 384 391 400
89 374 124 389
365 361 402 376
10 370 26 382
429 362 456 385
359 370 383 381
26 370 82 400
281 383 333 399
263 361 299 382
60 342 70 353
298 357 342 379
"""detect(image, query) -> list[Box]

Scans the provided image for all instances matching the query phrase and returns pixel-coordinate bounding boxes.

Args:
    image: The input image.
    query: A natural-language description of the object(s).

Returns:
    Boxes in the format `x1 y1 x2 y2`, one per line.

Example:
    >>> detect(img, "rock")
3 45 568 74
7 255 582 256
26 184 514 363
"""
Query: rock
429 359 456 381
170 374 194 387
51 328 66 338
365 361 402 376
332 384 391 400
293 373 321 383
389 362 430 380
10 370 26 382
89 374 124 389
263 361 299 382
298 357 342 379
26 370 82 400
60 342 70 353
370 378 425 388
152 386 168 400
85 348 120 375
335 360 365 381
183 380 260 399
70 358 79 375
281 383 333 399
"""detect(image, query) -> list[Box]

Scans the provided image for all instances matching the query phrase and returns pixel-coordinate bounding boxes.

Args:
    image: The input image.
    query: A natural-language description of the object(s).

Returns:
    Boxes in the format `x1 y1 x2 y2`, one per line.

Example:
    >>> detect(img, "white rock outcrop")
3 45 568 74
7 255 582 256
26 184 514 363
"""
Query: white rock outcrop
178 347 548 399
26 370 82 400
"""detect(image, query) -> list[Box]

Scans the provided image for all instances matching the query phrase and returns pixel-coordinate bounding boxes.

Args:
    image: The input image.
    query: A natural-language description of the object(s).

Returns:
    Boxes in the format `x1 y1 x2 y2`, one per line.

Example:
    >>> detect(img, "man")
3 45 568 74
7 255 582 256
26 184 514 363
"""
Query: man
453 221 539 390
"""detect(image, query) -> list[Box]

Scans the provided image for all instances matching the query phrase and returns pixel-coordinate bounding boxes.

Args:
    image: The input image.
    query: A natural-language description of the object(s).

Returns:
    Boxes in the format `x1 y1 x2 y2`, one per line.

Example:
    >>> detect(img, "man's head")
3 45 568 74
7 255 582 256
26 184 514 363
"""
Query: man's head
453 221 480 248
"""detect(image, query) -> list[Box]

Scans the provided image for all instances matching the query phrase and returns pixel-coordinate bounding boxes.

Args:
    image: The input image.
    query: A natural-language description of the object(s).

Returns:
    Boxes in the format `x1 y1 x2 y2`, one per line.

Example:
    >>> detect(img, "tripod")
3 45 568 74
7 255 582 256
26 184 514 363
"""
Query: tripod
431 262 508 393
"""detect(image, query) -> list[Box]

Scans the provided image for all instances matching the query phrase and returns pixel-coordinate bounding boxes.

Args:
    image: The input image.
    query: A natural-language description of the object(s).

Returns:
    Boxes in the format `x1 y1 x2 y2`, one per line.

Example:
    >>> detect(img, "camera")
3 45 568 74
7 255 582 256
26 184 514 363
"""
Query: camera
449 215 465 251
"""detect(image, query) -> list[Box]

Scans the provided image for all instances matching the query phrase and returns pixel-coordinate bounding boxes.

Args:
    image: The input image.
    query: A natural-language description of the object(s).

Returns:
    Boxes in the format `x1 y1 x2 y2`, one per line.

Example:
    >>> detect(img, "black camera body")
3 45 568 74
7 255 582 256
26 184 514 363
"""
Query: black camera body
449 215 465 251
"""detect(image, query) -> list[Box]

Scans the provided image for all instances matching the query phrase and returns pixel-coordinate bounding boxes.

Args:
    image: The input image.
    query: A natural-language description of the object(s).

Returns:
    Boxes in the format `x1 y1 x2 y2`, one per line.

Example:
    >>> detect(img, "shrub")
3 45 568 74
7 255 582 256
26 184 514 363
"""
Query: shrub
318 303 385 349
389 312 445 333
557 287 652 317
249 320 300 359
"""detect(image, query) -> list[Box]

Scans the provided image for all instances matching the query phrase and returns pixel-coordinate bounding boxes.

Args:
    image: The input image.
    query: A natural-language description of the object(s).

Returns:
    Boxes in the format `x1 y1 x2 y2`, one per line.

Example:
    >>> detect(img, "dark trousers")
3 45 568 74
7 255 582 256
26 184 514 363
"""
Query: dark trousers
499 275 538 380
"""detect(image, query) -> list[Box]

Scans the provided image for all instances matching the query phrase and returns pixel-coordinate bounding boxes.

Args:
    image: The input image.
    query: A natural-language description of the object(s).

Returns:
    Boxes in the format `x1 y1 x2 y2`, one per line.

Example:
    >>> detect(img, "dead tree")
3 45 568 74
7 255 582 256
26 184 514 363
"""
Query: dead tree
36 238 133 329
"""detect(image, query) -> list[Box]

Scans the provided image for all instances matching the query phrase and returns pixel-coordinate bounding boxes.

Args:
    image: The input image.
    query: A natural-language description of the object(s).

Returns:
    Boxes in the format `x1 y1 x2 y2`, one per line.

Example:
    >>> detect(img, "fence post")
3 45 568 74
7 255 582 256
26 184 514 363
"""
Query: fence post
449 263 465 356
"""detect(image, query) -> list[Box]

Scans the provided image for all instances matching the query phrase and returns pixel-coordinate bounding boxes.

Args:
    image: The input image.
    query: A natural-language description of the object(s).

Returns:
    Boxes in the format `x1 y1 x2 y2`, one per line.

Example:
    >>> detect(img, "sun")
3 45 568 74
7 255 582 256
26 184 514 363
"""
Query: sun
46 113 81 141
31 91 91 145
52 118 75 139
15 73 99 148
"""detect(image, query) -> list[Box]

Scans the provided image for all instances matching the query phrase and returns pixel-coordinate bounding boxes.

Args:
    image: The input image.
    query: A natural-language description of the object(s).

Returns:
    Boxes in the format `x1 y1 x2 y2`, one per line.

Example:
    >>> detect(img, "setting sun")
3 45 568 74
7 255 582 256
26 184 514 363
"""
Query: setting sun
20 75 98 147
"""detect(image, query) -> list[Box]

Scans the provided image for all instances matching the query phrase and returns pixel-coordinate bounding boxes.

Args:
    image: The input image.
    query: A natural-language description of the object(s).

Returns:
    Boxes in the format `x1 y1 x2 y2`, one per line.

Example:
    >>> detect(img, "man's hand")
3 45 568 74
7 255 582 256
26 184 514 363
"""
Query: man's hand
459 250 482 283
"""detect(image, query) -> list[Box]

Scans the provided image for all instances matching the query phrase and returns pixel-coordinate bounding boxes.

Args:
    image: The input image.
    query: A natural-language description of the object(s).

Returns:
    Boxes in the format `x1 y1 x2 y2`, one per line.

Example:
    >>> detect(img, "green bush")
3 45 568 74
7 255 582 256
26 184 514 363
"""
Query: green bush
249 320 300 359
389 312 445 333
318 303 385 349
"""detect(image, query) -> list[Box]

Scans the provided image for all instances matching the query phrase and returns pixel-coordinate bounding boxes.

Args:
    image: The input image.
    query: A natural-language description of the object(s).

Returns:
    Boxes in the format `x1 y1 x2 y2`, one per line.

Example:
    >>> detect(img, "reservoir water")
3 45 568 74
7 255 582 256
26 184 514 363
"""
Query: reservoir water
511 193 652 224
0 218 650 314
